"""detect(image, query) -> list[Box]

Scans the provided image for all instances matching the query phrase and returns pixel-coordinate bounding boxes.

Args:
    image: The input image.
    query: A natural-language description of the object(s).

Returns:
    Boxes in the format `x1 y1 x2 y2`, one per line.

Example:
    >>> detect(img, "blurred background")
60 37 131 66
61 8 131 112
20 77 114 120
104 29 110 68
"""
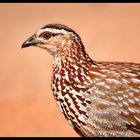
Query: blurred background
0 3 140 137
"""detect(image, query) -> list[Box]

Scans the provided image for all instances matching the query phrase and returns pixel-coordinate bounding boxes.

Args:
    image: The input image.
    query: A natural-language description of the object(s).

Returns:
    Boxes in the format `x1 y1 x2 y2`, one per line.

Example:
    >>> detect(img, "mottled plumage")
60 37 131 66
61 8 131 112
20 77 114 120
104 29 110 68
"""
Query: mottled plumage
21 23 140 137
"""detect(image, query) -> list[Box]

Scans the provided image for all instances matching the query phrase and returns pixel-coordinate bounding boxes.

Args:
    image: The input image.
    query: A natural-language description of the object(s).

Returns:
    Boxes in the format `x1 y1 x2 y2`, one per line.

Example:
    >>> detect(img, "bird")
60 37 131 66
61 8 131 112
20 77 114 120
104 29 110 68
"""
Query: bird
21 23 140 137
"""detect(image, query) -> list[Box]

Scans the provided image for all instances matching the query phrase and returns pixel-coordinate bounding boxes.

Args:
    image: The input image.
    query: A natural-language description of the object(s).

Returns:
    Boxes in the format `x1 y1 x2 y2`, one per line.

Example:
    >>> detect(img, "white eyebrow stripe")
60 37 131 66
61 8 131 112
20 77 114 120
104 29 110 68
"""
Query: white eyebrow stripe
37 28 70 36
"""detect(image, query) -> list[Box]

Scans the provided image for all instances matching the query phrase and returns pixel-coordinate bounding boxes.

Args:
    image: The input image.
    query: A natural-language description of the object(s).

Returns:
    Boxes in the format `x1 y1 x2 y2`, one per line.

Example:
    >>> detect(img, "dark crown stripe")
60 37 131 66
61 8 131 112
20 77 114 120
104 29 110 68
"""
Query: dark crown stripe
41 23 82 40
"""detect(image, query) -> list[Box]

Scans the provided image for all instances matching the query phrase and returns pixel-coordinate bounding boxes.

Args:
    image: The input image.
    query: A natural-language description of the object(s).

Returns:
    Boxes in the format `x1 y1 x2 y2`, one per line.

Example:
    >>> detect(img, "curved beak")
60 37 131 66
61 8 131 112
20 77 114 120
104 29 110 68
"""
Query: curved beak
21 35 39 48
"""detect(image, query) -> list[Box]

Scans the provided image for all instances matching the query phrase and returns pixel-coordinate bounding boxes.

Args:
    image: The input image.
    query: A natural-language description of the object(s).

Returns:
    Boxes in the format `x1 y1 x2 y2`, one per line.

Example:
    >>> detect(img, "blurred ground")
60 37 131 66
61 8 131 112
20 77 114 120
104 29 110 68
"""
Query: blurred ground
0 3 140 137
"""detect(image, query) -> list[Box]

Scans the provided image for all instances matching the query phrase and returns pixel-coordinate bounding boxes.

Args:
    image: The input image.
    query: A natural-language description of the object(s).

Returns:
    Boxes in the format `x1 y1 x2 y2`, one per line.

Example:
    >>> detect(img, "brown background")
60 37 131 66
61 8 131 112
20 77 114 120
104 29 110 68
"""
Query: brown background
0 3 140 137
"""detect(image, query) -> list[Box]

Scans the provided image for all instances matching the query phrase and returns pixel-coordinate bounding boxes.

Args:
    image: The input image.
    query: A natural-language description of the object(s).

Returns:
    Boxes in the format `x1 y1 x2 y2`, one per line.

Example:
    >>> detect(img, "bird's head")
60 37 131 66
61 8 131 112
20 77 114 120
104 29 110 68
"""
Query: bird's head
21 23 83 57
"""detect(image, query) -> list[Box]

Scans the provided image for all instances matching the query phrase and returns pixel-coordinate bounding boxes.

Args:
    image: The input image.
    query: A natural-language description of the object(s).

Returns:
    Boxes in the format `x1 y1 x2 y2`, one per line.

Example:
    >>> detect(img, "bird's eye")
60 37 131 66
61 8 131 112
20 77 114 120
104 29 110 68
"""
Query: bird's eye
40 32 52 39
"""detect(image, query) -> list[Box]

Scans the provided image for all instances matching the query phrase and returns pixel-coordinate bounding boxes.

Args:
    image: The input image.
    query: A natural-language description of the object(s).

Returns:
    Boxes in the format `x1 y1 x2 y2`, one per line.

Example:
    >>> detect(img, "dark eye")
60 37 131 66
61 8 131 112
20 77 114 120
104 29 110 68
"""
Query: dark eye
40 32 52 39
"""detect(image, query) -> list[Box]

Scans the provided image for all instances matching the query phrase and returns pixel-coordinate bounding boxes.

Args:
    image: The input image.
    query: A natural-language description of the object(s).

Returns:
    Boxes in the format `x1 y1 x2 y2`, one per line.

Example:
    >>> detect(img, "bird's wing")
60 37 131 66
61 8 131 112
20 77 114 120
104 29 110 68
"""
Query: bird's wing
88 61 140 135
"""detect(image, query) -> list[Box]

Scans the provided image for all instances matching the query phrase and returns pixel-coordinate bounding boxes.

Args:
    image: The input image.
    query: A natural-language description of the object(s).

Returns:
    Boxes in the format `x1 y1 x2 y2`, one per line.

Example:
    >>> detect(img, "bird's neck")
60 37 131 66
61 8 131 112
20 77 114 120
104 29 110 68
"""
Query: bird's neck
53 37 94 71
52 40 94 88
53 51 92 76
51 42 93 127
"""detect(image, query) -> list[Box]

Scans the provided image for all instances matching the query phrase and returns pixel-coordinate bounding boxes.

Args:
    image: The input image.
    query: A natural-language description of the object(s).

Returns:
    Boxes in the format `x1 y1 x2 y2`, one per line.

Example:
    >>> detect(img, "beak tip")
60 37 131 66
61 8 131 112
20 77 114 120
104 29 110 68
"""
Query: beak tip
21 41 29 49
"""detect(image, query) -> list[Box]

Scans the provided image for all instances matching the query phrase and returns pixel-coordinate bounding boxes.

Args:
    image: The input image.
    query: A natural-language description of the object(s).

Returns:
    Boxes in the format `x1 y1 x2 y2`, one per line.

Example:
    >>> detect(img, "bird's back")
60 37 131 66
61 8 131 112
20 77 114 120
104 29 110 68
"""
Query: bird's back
84 61 140 136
